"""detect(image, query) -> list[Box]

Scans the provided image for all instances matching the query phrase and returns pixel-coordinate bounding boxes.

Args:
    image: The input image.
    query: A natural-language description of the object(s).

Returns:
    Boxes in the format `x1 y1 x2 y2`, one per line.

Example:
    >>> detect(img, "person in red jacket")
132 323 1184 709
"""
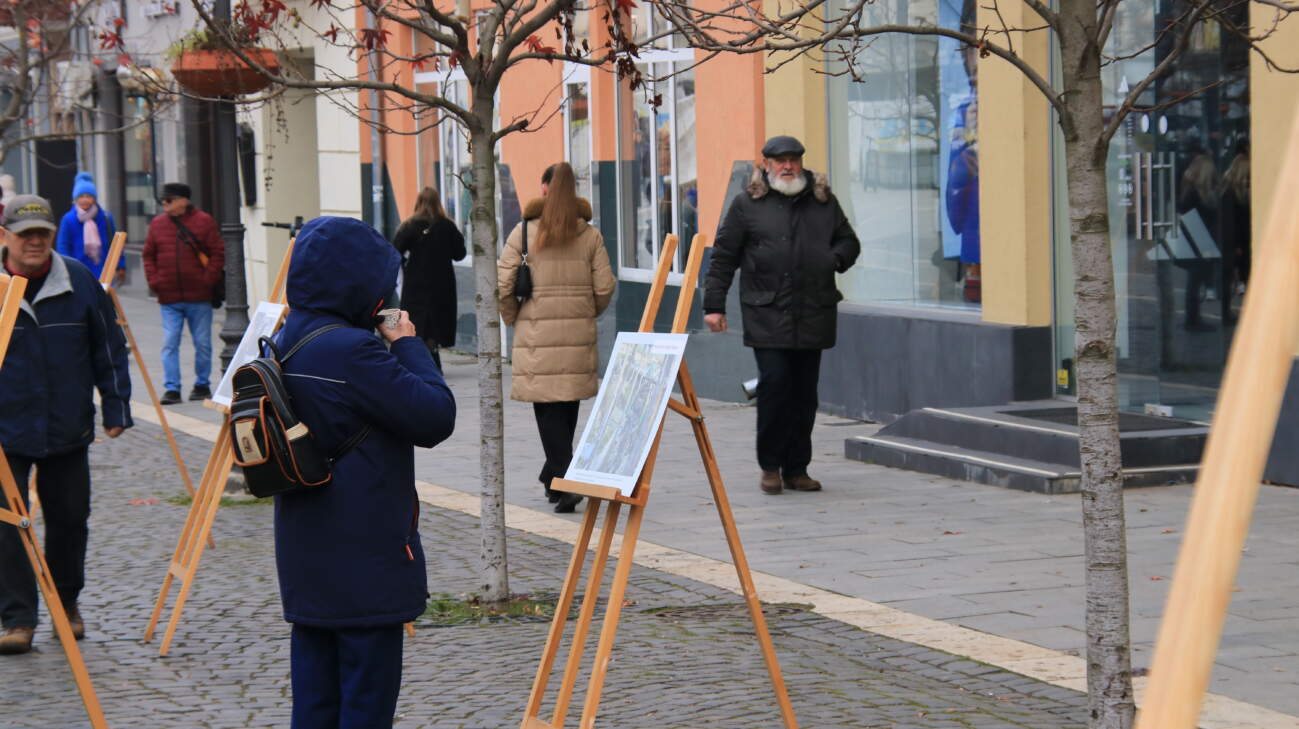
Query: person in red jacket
142 183 225 404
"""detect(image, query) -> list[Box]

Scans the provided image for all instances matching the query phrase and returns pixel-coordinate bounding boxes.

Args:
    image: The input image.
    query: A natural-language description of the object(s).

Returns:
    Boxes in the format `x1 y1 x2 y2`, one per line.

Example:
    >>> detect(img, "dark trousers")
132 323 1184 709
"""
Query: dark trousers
291 623 404 729
533 401 580 490
753 348 822 476
0 447 91 628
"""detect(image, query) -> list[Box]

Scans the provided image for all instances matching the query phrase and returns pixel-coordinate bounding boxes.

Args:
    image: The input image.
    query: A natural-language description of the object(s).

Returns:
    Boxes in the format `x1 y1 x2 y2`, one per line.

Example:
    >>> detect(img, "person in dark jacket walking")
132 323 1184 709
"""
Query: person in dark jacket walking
392 186 466 368
0 195 132 655
271 216 455 729
703 136 860 495
142 182 225 404
55 172 123 282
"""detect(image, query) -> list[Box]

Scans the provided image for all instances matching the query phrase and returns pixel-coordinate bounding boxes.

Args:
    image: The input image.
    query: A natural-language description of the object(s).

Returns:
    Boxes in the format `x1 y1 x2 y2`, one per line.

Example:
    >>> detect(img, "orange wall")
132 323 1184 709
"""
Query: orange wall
365 2 768 240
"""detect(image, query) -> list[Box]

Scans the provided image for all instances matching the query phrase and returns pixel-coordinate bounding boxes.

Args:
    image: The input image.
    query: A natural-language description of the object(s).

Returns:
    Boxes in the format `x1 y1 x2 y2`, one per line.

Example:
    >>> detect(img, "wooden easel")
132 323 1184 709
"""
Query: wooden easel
98 232 196 498
522 234 798 729
143 241 294 657
1134 115 1299 727
0 276 110 728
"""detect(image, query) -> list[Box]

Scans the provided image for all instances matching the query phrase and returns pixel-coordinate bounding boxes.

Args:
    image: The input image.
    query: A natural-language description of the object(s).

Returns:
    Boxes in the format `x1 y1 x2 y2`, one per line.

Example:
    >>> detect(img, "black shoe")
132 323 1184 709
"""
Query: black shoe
544 485 561 504
554 493 583 513
160 390 181 405
189 384 212 401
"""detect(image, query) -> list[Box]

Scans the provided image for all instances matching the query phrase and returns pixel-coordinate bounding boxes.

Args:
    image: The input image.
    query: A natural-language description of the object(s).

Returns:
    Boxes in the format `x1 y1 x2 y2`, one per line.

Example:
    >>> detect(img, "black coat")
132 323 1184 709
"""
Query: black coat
393 215 466 347
704 169 860 350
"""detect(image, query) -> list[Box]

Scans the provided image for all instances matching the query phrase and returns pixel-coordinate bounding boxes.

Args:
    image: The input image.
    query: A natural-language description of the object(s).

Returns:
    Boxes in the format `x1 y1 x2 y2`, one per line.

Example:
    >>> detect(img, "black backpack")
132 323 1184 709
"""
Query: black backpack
229 325 369 498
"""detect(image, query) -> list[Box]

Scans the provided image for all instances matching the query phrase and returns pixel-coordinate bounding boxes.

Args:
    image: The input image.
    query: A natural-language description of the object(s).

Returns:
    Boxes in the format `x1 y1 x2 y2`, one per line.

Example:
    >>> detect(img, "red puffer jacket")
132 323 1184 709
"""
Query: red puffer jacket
143 206 225 305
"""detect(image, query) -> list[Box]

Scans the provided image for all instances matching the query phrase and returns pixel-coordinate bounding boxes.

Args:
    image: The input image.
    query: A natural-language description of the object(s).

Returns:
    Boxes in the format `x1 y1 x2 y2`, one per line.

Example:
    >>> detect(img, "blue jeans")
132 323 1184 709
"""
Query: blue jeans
160 302 213 393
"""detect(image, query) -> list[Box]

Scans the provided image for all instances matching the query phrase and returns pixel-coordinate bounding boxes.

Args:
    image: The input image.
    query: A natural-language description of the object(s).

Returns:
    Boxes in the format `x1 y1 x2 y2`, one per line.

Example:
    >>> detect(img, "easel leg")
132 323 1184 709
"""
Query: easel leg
578 503 647 729
552 500 622 728
524 504 601 725
0 456 109 728
680 363 798 728
158 437 233 656
144 426 231 648
111 289 195 499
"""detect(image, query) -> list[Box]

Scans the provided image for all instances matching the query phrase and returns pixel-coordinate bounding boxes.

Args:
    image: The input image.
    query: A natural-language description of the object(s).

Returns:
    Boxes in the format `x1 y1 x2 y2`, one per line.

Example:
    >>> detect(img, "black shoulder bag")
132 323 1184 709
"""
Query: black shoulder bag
229 325 371 498
513 220 533 301
172 216 226 309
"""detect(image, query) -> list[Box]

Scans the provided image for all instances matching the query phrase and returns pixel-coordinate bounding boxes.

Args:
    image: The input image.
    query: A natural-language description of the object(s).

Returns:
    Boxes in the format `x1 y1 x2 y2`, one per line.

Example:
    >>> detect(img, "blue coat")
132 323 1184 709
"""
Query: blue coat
55 208 121 280
271 216 456 628
0 252 133 458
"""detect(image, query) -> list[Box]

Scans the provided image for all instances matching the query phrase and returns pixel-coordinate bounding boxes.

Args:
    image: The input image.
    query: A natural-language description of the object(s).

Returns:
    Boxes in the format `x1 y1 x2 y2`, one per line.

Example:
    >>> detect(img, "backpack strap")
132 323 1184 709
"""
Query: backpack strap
276 322 371 464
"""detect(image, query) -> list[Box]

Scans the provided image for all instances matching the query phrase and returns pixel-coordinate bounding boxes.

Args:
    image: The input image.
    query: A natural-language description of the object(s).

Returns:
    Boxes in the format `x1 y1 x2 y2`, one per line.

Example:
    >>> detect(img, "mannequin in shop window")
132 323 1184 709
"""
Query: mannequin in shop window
945 44 980 304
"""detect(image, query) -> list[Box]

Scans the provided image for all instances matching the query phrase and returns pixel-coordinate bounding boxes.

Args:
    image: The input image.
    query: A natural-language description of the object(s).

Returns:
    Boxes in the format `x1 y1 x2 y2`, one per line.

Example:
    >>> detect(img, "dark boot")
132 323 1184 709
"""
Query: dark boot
554 493 582 513
0 626 34 655
760 470 782 494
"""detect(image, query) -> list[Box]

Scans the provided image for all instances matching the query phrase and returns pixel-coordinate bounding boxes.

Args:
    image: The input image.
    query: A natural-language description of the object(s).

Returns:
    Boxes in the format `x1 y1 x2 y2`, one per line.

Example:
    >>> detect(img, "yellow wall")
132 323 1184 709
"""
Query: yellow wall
1250 5 1299 250
976 6 1053 327
760 0 823 171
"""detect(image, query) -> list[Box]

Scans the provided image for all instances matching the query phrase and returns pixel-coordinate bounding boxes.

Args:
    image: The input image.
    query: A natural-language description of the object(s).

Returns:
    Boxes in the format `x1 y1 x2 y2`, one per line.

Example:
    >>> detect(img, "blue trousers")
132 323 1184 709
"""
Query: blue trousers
160 302 212 393
291 624 404 729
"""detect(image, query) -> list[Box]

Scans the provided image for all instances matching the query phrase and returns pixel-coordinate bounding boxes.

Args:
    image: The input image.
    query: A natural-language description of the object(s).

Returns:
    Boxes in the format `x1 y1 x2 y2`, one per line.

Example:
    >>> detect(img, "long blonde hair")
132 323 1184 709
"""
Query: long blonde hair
412 186 447 221
536 162 580 250
1221 143 1250 203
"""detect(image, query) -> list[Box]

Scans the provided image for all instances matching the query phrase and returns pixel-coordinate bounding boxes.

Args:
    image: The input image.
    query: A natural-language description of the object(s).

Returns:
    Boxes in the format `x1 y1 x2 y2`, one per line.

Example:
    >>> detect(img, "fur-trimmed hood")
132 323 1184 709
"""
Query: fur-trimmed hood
522 196 594 221
747 168 831 202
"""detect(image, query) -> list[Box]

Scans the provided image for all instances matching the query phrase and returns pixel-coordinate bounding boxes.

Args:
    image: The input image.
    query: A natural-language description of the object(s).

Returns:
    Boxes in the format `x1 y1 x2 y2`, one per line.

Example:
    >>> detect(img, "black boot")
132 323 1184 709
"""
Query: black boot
554 493 582 513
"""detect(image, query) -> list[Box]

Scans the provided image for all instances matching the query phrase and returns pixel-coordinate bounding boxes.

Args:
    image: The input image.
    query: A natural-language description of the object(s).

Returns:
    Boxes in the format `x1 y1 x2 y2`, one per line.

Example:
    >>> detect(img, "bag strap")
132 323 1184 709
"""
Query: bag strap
329 424 371 463
274 323 370 464
171 216 210 267
521 218 529 262
280 324 347 364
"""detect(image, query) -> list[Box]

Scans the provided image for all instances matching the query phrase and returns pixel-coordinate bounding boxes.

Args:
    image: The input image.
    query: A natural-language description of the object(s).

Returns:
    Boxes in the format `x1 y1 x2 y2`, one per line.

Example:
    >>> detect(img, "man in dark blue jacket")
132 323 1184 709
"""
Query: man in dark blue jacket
0 194 132 655
272 216 455 728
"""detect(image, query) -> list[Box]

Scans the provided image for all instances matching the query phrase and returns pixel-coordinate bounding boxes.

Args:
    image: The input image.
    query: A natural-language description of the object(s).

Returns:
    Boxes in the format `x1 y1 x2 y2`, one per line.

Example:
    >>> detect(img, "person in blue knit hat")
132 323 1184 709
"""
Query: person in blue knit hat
56 172 122 282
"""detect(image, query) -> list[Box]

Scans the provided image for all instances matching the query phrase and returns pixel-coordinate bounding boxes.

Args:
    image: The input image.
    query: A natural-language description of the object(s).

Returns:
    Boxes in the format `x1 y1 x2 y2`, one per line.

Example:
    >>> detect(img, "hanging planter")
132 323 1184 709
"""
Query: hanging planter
170 48 279 98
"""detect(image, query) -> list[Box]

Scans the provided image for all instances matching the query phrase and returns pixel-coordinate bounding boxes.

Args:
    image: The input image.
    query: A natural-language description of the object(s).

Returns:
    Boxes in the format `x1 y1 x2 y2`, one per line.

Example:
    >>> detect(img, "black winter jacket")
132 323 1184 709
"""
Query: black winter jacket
392 215 466 347
0 252 132 458
703 169 860 350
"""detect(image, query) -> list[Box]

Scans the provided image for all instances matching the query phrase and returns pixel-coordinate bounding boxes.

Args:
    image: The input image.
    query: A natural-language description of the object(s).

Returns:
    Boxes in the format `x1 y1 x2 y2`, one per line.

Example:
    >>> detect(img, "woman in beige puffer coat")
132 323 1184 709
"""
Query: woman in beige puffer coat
499 162 615 512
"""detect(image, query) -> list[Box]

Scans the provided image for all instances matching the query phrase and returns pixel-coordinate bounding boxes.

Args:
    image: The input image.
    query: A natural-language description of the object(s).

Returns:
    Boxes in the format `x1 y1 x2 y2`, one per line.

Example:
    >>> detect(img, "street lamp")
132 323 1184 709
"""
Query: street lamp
212 0 249 371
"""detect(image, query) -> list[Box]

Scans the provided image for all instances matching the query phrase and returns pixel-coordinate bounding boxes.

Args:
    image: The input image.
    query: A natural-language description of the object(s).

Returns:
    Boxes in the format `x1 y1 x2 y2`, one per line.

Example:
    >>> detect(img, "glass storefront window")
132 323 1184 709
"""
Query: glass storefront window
615 53 696 276
414 78 474 265
564 75 594 203
123 96 157 242
826 0 980 308
1051 0 1250 421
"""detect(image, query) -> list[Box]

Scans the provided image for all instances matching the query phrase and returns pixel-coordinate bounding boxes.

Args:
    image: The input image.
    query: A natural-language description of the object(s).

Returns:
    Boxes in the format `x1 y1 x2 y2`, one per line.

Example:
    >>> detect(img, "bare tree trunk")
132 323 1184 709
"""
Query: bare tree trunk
468 102 509 603
1059 1 1135 727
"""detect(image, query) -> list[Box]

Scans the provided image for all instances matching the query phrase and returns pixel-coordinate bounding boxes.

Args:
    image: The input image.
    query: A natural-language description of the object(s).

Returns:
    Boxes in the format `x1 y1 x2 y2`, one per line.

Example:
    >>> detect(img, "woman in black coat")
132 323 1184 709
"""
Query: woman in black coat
392 187 466 367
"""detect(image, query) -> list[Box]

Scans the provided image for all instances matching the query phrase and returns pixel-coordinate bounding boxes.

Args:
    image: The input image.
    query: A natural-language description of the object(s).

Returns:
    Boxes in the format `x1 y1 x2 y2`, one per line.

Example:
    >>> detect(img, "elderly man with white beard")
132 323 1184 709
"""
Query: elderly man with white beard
703 135 861 495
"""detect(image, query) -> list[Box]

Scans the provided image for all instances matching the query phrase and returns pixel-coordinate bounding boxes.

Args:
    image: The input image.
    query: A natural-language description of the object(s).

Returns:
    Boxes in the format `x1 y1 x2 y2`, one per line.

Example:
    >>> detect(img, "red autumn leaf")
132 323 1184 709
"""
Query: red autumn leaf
409 56 428 72
449 50 464 68
113 16 126 28
91 57 104 66
942 530 962 535
323 24 341 43
614 0 636 10
97 31 123 50
359 27 390 50
117 53 133 66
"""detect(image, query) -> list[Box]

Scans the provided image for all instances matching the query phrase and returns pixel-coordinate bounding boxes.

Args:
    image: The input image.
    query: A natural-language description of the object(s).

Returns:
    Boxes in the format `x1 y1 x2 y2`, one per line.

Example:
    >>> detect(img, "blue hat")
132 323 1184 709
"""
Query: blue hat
72 172 97 201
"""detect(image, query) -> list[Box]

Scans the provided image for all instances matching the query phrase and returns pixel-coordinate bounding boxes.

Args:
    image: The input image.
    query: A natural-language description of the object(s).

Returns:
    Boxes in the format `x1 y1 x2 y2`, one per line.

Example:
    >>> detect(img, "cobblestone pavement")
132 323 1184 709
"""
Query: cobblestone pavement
0 419 1095 728
106 289 1299 720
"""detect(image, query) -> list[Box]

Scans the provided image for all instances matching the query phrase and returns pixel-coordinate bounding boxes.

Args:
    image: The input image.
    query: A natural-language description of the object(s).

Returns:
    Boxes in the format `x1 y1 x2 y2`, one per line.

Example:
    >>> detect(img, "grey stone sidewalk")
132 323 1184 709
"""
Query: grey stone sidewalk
0 417 1097 727
111 288 1299 717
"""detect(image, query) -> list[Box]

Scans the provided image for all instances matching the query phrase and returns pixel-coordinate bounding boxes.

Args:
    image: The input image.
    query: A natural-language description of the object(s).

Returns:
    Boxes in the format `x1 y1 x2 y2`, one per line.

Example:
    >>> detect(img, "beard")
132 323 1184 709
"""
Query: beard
768 172 807 197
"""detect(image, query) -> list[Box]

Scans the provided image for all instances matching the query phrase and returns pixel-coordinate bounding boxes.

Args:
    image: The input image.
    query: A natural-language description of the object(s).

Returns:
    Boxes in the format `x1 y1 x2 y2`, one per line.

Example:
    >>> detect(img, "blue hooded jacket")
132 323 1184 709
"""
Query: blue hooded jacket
271 216 455 628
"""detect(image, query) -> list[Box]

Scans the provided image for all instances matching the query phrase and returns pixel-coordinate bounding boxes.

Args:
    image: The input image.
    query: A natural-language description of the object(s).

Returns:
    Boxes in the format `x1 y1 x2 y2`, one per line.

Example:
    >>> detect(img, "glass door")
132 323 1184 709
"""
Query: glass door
1054 0 1250 422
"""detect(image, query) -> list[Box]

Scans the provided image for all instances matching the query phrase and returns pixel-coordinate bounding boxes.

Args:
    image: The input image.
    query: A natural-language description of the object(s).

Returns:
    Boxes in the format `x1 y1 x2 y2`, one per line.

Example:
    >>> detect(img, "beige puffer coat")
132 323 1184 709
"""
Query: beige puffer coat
498 197 615 403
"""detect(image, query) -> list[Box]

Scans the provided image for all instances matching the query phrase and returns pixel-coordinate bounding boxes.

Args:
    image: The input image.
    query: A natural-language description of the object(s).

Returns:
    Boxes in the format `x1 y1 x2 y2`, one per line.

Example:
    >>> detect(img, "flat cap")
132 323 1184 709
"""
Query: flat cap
762 135 805 158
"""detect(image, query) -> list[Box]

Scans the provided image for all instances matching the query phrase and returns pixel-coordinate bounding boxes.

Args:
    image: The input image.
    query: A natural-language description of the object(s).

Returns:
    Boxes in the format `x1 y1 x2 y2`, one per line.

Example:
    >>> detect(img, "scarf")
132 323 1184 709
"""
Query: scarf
77 204 102 264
